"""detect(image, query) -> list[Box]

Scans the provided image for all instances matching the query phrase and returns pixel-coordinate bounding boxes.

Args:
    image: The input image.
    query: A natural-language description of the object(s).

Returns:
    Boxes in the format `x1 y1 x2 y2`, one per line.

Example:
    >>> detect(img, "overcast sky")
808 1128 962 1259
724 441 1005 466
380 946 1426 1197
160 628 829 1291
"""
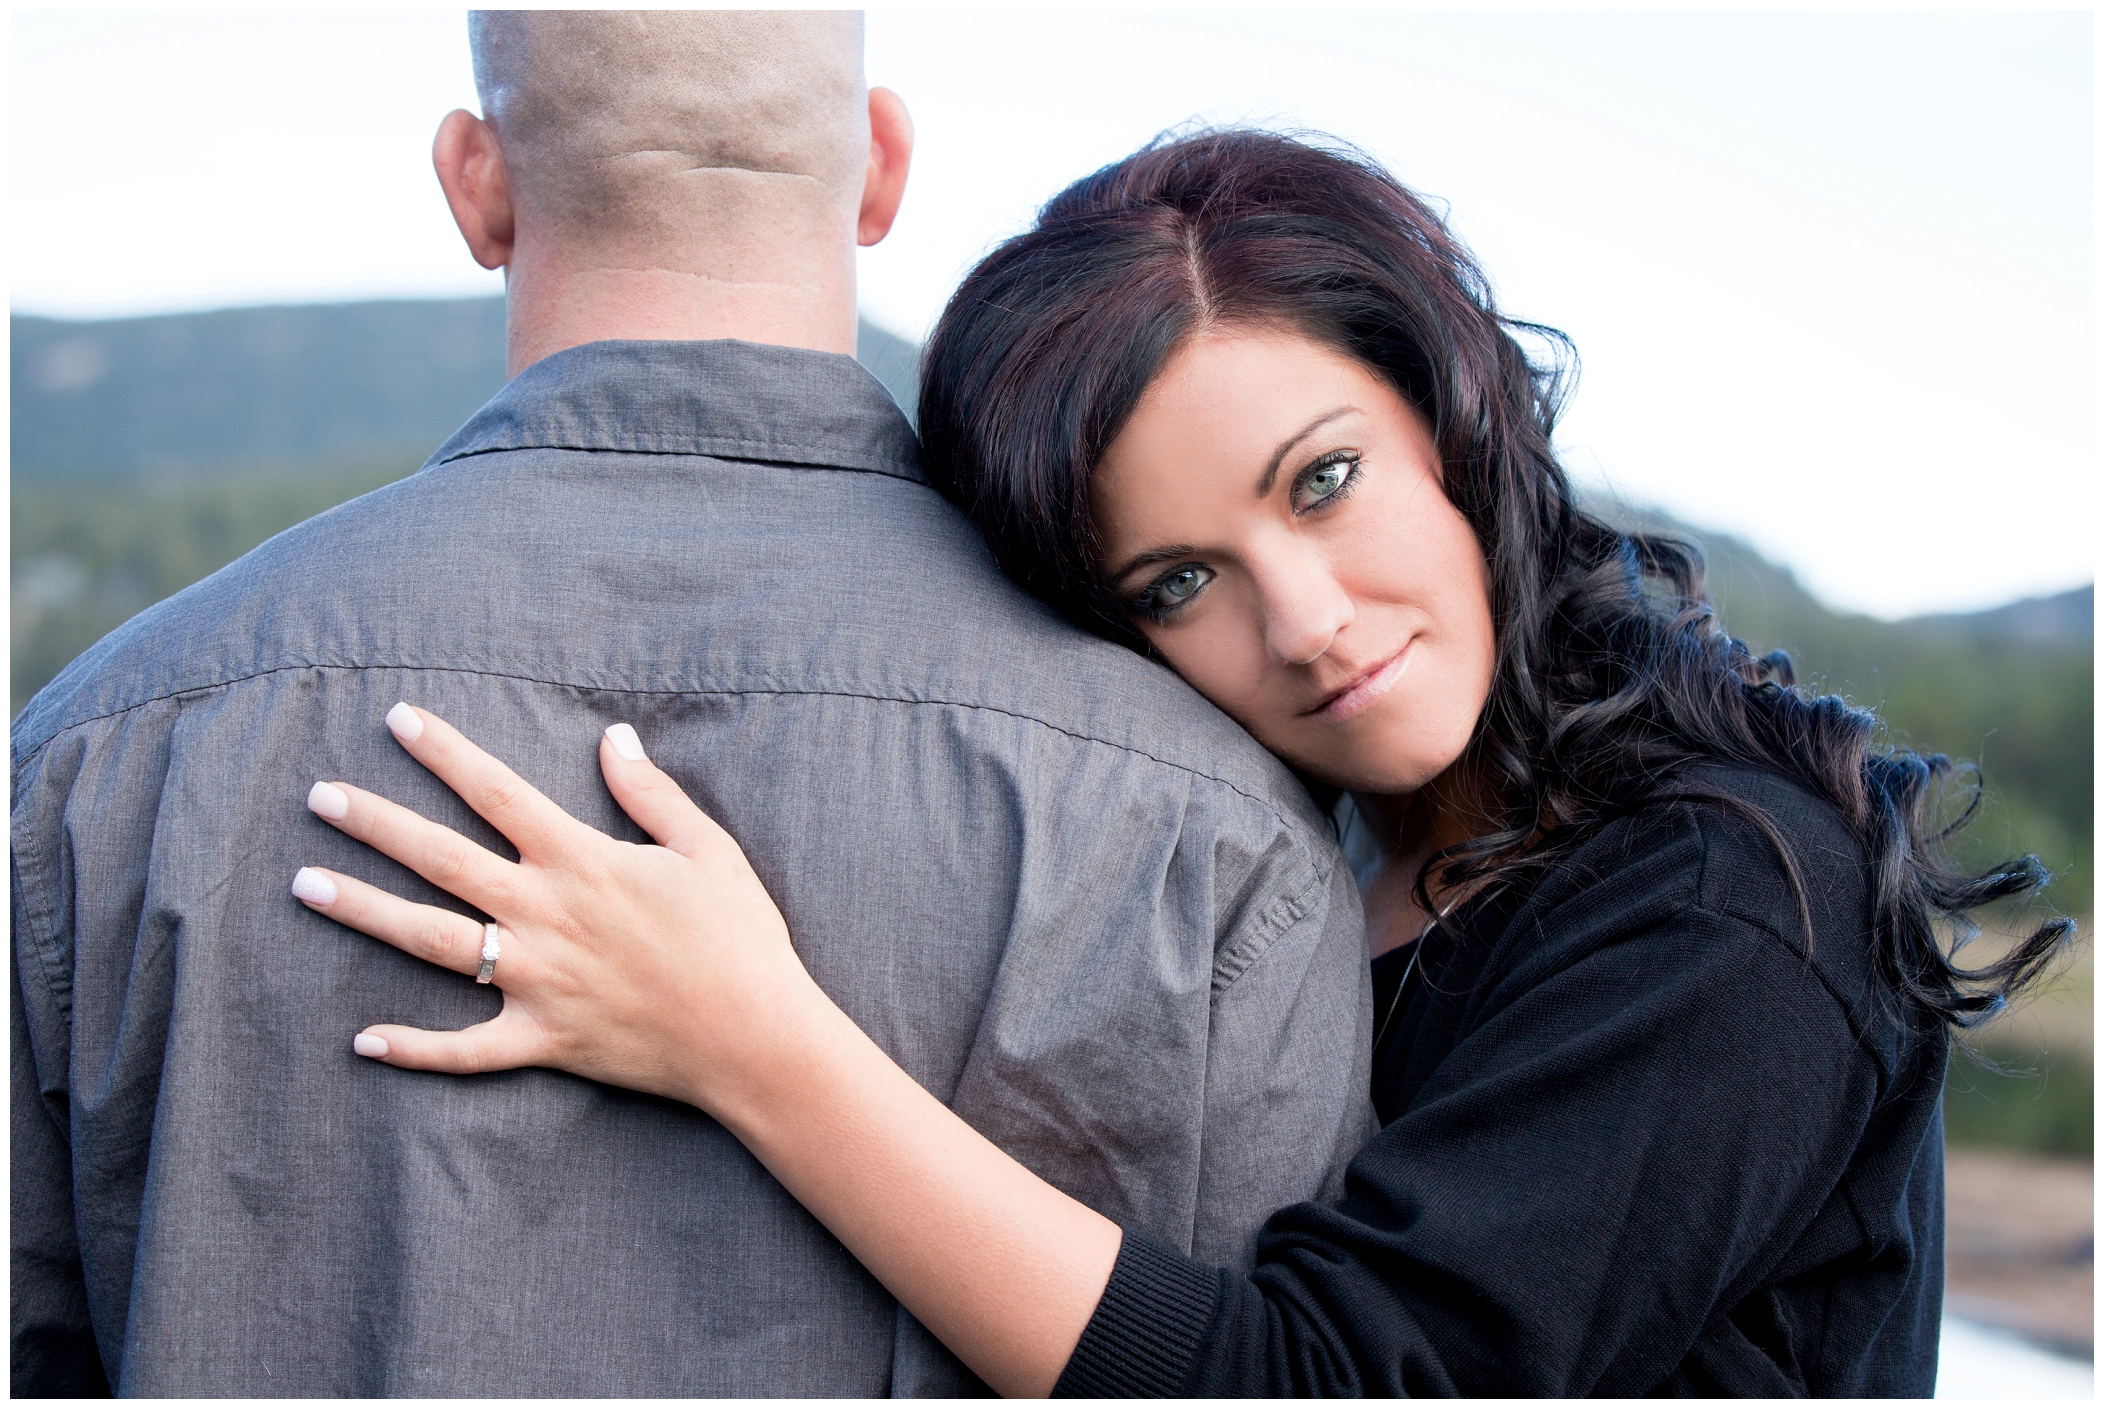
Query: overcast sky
11 9 2094 619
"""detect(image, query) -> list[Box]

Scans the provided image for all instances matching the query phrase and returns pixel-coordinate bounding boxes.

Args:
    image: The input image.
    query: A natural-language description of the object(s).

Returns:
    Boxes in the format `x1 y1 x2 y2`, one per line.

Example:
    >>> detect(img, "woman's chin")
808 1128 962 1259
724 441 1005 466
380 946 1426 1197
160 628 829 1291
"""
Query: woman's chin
1277 744 1449 799
1262 708 1471 799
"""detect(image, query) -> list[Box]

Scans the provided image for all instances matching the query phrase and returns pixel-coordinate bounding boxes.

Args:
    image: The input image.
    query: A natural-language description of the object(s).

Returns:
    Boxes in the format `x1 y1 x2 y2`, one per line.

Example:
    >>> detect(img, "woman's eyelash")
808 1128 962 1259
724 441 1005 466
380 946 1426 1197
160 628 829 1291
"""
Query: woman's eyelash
1131 563 1214 623
1291 452 1363 514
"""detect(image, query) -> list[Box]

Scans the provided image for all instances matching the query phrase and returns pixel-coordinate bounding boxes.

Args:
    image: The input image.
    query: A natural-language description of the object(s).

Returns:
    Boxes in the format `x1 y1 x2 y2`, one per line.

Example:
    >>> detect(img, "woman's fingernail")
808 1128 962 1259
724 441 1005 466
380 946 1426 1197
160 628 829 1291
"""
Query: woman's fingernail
605 722 647 762
353 1032 389 1058
307 781 350 821
291 867 337 907
386 702 424 743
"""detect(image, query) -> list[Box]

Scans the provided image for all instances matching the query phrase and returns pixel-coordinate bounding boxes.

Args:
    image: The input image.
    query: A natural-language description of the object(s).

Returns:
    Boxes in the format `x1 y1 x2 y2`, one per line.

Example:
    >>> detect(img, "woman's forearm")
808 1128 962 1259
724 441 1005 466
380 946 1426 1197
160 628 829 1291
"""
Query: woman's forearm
698 970 1124 1398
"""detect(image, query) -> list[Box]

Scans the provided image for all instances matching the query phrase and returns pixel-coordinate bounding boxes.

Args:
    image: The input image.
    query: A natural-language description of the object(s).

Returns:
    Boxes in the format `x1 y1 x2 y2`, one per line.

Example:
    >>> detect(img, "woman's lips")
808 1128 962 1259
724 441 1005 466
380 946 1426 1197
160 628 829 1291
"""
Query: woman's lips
1311 641 1413 721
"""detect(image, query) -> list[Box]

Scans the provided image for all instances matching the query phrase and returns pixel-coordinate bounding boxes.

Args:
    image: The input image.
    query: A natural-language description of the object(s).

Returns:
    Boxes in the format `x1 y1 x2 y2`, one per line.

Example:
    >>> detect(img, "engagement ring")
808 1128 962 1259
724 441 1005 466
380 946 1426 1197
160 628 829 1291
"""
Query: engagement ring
476 923 501 984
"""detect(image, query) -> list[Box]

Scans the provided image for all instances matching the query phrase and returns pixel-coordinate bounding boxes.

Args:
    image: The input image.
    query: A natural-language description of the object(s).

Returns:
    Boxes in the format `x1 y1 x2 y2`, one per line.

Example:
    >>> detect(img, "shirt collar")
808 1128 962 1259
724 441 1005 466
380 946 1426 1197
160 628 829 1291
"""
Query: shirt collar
427 338 925 484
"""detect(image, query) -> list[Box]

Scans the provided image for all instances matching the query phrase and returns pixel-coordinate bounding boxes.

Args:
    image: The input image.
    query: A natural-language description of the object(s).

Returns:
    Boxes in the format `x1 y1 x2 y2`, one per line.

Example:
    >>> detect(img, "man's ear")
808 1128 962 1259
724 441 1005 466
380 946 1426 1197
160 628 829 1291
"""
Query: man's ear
857 87 913 248
433 110 517 270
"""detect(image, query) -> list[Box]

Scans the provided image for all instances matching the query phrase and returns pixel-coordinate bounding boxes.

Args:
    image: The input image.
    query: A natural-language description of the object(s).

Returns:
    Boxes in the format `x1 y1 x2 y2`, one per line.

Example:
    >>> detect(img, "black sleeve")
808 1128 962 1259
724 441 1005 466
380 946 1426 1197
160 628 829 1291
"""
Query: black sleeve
1056 904 1882 1398
12 888 110 1397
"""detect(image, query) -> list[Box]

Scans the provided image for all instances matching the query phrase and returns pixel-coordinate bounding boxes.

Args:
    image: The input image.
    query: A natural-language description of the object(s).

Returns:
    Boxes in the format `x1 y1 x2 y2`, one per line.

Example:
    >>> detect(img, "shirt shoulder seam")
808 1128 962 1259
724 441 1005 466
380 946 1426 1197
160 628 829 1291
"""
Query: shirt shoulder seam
1662 796 1890 1080
1679 887 1895 1087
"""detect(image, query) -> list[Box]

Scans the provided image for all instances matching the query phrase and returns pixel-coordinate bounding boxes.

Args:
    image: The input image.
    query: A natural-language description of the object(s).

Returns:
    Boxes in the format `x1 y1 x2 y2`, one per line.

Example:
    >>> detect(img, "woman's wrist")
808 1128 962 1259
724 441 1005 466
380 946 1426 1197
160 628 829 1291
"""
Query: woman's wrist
673 958 859 1138
668 955 1124 1398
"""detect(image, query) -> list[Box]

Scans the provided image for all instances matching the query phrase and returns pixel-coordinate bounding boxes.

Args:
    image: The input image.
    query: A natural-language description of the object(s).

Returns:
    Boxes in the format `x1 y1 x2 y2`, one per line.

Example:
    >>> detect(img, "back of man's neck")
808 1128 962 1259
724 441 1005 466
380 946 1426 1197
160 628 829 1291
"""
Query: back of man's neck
502 254 860 375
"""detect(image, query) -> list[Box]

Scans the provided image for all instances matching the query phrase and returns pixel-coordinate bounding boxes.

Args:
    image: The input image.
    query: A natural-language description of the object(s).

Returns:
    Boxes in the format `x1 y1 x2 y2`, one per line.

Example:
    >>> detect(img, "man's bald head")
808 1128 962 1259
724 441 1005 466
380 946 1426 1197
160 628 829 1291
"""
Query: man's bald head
469 10 869 239
440 10 908 365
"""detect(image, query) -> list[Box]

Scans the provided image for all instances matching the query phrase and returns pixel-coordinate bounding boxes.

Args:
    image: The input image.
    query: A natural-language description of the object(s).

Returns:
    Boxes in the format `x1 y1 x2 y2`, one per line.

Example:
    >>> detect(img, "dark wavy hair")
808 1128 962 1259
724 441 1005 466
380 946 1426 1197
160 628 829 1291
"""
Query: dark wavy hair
918 128 2072 1030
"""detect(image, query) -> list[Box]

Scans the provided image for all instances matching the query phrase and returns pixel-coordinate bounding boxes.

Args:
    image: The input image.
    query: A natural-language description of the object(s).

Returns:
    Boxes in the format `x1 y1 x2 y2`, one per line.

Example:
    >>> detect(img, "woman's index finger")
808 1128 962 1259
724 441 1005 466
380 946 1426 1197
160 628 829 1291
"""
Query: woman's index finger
384 703 581 860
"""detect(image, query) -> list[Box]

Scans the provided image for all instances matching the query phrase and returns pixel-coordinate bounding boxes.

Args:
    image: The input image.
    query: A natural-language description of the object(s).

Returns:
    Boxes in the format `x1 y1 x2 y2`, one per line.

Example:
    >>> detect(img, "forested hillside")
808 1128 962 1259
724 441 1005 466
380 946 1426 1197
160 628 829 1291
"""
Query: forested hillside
12 299 920 481
1617 507 2092 918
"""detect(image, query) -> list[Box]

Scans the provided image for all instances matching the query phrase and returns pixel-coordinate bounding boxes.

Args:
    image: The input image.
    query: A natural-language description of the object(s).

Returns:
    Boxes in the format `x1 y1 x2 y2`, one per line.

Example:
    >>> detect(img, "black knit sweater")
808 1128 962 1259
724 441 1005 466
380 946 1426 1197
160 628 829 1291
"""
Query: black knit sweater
1056 765 1947 1397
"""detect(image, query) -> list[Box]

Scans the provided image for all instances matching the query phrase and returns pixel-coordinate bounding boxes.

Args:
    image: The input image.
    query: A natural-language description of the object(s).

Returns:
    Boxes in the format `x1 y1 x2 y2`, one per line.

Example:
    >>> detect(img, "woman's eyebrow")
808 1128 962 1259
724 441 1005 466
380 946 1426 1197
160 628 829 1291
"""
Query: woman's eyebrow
1107 543 1199 589
1254 406 1358 497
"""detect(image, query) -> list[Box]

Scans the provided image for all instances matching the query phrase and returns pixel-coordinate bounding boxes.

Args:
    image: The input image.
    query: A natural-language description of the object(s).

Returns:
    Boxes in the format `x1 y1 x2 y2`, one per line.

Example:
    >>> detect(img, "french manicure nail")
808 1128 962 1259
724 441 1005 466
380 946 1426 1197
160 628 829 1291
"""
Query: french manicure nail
605 722 647 762
353 1032 389 1058
386 702 424 742
307 781 350 821
291 867 337 906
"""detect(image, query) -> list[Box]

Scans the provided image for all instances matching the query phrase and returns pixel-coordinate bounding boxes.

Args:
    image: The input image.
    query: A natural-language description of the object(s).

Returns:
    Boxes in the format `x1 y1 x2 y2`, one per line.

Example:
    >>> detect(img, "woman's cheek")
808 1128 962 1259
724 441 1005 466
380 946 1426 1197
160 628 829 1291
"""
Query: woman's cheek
1187 667 1314 772
1152 618 1269 715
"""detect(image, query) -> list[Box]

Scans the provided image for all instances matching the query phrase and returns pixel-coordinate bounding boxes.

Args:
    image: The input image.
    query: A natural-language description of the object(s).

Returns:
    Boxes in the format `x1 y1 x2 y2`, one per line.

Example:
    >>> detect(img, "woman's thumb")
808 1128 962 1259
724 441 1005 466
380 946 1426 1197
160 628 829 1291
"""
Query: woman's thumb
600 723 719 857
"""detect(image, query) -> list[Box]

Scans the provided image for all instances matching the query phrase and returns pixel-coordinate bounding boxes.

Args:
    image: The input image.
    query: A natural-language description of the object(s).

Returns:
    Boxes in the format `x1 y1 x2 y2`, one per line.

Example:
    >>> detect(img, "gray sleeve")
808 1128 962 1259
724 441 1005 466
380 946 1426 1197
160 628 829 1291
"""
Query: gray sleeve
888 772 1372 1396
1193 855 1376 1269
11 784 110 1397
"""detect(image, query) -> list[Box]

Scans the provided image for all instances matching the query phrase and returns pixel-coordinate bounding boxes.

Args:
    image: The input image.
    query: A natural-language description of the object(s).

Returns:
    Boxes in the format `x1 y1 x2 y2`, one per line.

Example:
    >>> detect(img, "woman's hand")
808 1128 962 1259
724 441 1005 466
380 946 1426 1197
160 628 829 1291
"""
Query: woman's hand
297 702 1122 1396
294 702 823 1116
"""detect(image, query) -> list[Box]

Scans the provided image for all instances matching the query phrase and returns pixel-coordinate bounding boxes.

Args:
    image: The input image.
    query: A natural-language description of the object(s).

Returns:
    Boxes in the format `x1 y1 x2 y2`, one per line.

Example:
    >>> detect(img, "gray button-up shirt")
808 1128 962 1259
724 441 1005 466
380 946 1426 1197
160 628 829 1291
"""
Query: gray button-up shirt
12 340 1374 1396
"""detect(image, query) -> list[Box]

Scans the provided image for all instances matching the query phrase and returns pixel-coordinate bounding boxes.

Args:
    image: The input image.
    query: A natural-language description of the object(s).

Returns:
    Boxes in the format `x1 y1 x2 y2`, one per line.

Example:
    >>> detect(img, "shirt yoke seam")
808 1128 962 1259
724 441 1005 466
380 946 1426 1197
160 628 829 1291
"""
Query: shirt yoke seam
15 660 1308 829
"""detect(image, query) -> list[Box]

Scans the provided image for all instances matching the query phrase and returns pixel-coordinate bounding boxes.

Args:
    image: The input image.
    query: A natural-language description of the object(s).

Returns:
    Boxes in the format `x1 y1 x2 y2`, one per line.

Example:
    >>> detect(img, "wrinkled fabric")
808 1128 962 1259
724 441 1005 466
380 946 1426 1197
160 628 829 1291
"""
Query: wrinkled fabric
12 339 1374 1397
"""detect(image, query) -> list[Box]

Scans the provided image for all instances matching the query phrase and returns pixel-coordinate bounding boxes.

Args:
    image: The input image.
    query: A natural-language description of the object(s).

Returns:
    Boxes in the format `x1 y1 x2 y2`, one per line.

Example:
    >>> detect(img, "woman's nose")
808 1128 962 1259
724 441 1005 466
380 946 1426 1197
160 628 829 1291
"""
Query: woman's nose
1256 547 1354 666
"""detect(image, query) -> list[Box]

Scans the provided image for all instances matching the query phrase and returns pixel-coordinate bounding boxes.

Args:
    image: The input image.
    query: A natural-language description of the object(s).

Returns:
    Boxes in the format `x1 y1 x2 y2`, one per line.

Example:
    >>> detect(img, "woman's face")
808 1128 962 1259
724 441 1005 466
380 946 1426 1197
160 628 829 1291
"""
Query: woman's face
1093 327 1496 795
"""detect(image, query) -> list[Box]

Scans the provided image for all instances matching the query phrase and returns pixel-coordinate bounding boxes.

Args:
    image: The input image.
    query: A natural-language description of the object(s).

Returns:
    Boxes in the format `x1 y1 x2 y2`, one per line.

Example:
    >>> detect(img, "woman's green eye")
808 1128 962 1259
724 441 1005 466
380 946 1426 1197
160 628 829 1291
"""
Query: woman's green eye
1136 564 1215 619
1296 458 1356 510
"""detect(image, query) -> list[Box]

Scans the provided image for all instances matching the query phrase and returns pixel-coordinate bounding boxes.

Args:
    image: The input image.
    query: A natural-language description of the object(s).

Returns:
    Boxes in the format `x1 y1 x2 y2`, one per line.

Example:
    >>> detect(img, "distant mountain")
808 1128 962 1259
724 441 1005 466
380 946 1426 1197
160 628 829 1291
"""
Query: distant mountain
1907 589 2094 650
1603 499 2094 656
10 300 920 481
1598 500 2091 906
